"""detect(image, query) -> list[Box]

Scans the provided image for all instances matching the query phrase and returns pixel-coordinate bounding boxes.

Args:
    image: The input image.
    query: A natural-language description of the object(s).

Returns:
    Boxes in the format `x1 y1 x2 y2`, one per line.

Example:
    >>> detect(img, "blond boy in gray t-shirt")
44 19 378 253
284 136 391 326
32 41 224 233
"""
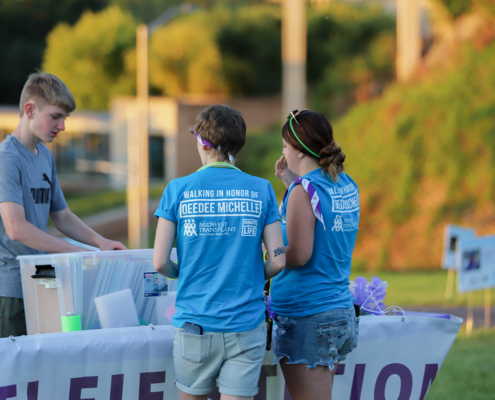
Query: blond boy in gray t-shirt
0 73 127 338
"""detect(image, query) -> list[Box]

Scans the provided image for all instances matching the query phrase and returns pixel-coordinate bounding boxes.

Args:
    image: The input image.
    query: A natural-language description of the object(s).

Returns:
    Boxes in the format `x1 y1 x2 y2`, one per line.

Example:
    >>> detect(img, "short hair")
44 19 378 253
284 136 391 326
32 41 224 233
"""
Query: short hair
191 104 246 161
19 72 76 116
282 110 345 182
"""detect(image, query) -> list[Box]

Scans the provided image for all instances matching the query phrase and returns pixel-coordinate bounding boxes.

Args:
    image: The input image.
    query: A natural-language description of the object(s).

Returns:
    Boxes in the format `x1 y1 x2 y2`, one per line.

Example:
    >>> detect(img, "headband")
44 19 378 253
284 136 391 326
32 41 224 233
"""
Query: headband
196 132 234 163
289 115 320 158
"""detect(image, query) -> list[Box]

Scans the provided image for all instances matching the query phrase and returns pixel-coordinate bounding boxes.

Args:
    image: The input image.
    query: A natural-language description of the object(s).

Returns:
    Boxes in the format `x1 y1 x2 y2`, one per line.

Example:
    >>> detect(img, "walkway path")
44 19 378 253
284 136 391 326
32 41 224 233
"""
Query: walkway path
402 305 494 329
47 199 161 244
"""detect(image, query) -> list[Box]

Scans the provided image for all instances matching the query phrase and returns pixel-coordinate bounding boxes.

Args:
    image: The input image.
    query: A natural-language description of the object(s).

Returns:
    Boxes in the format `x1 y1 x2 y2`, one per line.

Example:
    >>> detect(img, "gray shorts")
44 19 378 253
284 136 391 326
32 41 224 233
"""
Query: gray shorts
173 321 266 397
272 306 359 370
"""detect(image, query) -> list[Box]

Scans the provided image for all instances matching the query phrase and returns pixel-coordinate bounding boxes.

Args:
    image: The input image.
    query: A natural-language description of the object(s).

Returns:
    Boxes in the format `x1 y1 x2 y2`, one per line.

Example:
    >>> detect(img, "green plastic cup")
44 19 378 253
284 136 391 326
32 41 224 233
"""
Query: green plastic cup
61 313 82 332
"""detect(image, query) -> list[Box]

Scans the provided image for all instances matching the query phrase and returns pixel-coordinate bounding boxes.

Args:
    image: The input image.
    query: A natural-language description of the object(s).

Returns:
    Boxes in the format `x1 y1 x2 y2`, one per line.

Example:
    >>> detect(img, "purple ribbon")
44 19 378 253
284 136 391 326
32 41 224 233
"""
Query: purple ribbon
280 177 326 230
195 132 216 149
196 132 234 163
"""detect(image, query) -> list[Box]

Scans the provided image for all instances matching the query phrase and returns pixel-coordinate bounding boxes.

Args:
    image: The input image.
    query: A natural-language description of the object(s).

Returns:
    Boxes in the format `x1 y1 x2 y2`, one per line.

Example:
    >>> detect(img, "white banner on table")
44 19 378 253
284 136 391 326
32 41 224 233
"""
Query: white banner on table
0 325 284 400
457 235 495 292
441 225 476 269
332 314 462 400
0 315 461 400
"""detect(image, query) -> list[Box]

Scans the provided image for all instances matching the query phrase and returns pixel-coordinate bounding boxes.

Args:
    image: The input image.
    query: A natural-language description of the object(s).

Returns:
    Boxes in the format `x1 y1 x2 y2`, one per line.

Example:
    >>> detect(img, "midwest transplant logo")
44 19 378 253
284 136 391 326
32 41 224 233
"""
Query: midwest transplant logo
183 219 197 236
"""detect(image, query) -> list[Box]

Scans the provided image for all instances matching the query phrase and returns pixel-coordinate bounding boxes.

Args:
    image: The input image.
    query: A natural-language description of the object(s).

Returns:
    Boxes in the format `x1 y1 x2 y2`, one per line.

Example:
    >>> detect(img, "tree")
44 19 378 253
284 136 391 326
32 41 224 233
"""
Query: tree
43 6 137 110
40 2 397 112
148 9 229 96
148 5 282 97
217 6 281 96
0 0 106 105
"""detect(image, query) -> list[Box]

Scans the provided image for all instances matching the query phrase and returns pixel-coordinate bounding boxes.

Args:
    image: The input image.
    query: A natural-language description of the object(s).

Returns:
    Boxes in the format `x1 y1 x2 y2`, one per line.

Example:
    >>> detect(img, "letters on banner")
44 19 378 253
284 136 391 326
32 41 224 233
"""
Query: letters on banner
0 315 461 400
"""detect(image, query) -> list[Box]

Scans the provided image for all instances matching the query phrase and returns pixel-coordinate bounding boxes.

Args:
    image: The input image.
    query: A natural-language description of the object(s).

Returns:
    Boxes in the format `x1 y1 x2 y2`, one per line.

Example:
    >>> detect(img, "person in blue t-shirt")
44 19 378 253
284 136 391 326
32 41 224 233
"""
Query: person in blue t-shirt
153 104 285 400
270 109 360 400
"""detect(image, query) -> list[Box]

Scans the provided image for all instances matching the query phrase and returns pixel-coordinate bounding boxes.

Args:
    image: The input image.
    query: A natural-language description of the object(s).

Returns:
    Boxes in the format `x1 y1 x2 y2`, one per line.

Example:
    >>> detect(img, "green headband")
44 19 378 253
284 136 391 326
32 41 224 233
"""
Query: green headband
289 116 320 158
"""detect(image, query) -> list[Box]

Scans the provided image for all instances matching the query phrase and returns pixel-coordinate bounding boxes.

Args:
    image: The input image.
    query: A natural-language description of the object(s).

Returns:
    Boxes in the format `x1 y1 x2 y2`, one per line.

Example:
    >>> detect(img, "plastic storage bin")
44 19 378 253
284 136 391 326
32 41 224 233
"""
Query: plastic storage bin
18 249 177 335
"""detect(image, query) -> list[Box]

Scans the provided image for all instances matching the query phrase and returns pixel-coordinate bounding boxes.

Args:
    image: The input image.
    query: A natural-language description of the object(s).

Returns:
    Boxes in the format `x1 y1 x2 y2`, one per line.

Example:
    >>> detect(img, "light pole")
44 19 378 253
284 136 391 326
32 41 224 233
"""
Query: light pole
282 0 307 120
396 0 422 82
128 4 197 249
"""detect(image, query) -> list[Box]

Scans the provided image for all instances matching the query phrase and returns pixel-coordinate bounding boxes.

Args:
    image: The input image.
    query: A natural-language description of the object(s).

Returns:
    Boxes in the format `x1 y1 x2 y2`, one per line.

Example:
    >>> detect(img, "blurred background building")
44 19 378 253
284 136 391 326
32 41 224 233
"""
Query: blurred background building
0 97 281 191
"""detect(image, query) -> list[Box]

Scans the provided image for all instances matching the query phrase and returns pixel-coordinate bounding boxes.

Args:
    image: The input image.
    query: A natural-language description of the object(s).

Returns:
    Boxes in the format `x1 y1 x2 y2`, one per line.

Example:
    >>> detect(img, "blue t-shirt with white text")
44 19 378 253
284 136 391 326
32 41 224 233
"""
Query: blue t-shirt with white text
154 166 280 332
271 169 359 317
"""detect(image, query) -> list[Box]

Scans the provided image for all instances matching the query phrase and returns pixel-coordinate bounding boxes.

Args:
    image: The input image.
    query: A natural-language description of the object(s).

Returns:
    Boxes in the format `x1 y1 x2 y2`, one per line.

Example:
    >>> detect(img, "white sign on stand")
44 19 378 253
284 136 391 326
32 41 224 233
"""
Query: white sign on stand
457 235 495 293
441 225 476 269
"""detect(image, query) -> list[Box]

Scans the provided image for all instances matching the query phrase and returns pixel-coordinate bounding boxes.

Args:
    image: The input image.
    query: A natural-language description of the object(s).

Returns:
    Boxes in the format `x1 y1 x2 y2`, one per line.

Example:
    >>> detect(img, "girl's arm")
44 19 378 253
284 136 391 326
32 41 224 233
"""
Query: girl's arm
153 217 179 279
275 156 298 188
262 221 286 279
285 185 316 269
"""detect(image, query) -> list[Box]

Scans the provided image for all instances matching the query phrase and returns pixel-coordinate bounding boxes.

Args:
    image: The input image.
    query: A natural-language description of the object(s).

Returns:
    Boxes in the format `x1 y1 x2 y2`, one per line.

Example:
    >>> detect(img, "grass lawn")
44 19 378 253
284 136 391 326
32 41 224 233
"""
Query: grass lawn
427 328 495 400
64 184 165 219
350 270 495 307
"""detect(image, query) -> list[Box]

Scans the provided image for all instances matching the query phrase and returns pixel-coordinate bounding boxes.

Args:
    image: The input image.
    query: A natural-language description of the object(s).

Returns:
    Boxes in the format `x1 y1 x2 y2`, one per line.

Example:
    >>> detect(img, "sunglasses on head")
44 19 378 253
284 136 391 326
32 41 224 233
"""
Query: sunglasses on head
287 109 309 126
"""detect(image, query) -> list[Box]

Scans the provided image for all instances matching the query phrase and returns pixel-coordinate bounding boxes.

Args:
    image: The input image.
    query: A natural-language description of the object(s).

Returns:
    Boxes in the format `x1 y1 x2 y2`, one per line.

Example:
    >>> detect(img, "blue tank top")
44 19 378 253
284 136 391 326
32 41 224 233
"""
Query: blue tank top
270 169 360 317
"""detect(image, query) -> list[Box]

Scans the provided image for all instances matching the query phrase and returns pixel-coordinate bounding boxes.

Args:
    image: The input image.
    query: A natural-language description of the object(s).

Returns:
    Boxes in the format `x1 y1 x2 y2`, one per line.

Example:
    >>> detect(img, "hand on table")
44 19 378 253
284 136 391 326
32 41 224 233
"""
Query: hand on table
97 238 128 251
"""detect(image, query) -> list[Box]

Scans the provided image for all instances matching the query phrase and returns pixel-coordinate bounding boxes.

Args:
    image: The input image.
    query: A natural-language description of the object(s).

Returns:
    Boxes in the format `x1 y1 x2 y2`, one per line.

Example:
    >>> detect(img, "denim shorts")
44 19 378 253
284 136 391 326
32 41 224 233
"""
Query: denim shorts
173 321 266 397
272 306 359 370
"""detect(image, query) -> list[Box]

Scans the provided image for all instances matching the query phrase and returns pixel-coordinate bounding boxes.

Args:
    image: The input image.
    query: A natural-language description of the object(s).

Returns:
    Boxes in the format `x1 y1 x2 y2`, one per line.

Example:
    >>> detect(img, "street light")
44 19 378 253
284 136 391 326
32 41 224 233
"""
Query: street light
282 0 307 120
128 3 197 250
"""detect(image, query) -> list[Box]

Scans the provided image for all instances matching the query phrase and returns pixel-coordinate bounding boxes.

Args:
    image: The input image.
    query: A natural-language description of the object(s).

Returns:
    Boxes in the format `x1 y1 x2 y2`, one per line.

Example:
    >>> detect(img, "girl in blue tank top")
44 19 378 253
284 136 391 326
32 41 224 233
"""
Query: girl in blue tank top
270 109 360 400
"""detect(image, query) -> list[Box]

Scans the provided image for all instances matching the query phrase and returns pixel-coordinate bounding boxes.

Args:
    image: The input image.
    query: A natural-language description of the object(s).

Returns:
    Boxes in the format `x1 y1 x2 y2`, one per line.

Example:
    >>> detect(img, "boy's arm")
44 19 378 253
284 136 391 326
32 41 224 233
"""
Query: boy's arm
0 202 87 253
49 207 127 250
262 221 286 280
153 217 178 279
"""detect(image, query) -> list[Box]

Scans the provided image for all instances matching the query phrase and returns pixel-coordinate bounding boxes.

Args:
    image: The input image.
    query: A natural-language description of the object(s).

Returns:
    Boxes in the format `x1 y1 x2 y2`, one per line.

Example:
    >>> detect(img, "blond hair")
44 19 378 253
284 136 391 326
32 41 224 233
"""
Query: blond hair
19 72 76 116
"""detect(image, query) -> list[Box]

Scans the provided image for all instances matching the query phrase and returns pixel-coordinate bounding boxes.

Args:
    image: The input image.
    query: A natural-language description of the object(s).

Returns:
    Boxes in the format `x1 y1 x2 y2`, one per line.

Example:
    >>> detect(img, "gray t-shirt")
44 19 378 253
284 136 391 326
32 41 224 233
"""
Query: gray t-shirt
0 135 67 298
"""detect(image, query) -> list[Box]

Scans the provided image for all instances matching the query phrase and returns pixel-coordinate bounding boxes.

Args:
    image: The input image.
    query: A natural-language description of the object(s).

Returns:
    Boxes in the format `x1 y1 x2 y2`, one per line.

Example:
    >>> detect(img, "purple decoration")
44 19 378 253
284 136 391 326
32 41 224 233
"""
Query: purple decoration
352 276 369 308
366 276 387 314
351 276 387 315
266 296 276 320
195 132 216 149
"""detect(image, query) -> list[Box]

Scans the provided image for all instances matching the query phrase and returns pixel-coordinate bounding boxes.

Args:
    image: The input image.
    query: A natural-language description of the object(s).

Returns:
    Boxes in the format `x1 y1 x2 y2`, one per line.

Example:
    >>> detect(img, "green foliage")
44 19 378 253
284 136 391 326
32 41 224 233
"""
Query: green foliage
236 126 286 199
335 42 495 269
148 9 229 96
239 42 495 270
39 2 395 110
149 5 282 97
435 0 473 17
43 6 137 110
217 6 281 95
434 0 495 17
109 0 265 24
307 4 396 118
307 4 395 83
110 0 183 24
0 0 106 105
